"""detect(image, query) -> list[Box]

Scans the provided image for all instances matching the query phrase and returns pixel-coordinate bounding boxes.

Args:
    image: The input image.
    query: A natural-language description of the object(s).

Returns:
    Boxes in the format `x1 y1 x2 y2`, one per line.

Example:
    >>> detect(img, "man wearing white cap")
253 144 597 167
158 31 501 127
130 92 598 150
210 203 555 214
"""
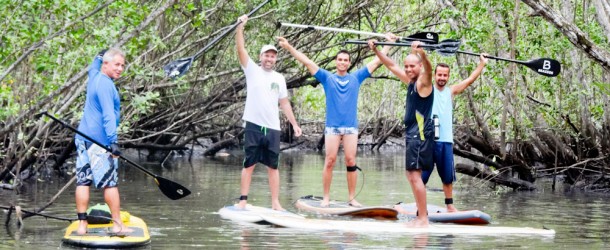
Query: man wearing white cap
235 15 302 211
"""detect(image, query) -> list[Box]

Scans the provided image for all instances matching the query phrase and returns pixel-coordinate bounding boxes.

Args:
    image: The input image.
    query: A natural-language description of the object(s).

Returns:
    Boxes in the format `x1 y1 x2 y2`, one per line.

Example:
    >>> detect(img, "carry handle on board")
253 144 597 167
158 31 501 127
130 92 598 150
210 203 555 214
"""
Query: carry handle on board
37 111 191 200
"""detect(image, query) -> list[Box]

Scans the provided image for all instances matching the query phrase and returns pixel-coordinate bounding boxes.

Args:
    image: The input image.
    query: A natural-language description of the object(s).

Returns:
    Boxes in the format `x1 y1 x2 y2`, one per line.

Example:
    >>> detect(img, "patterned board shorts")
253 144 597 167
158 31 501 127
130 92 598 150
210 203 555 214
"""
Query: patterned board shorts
324 127 358 135
75 138 119 189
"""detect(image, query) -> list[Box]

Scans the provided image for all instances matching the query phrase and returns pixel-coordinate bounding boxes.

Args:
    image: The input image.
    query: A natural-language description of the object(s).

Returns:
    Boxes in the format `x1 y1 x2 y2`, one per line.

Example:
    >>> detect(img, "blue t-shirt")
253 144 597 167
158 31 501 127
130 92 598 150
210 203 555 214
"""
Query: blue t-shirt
431 87 453 143
75 56 121 146
314 67 371 127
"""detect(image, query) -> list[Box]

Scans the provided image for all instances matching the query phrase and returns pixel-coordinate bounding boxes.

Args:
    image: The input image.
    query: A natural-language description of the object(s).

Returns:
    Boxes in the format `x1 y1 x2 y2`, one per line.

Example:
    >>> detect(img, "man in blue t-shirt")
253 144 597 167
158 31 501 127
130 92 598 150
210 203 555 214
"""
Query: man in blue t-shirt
278 34 395 207
74 48 132 235
423 54 488 212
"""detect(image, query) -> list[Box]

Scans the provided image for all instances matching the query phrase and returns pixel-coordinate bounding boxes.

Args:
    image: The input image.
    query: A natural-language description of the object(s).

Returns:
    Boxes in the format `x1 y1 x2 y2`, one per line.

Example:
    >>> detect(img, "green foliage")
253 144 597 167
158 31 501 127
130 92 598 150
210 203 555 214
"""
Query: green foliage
130 91 161 115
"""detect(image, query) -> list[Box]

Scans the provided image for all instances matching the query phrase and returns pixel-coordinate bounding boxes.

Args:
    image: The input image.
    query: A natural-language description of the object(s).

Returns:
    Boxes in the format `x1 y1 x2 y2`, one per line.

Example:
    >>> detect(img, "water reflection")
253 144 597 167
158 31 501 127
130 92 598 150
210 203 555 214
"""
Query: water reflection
1 152 609 249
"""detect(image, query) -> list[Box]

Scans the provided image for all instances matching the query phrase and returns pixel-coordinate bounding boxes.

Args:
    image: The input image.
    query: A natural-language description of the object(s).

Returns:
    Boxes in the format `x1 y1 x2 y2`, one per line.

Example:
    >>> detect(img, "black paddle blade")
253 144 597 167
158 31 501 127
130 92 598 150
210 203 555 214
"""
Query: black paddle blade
432 39 461 56
403 32 439 44
163 57 193 79
155 176 191 200
525 58 561 77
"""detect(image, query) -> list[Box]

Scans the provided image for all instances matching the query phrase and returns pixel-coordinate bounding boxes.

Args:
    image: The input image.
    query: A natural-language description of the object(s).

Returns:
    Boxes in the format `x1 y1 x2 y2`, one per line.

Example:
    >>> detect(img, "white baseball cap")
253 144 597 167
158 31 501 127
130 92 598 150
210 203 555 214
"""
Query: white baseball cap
260 44 278 54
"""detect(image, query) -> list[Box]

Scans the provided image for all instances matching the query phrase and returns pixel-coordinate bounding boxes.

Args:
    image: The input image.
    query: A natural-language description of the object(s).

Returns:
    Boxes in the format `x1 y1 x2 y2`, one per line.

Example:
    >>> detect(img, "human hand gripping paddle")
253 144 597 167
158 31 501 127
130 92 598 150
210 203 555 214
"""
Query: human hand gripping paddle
37 111 191 200
347 39 561 77
278 22 439 44
163 0 271 79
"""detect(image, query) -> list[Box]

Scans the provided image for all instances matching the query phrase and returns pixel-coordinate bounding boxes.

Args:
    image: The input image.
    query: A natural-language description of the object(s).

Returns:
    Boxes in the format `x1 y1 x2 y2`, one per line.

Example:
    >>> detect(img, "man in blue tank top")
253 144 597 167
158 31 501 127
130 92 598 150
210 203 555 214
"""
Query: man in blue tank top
423 54 488 212
278 34 395 207
369 40 433 227
74 48 132 235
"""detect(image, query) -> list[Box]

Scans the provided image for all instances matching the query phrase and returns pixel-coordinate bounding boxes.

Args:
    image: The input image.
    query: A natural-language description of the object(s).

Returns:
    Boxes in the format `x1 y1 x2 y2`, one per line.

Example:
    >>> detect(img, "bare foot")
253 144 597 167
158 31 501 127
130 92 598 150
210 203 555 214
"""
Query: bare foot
446 204 458 213
320 198 330 207
405 218 429 228
112 222 134 235
272 201 285 211
236 200 247 209
393 204 415 215
348 200 362 207
76 220 88 235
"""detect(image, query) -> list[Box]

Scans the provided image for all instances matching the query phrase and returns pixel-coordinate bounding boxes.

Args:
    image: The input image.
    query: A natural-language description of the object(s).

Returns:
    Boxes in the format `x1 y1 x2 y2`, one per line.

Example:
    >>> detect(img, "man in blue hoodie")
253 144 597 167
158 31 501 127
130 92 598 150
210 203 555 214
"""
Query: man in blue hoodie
74 48 131 235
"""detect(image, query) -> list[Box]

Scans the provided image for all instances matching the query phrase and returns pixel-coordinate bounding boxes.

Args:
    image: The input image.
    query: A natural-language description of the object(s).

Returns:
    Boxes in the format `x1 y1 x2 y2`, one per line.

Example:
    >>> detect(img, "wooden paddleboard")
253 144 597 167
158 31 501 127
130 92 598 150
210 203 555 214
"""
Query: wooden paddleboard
395 202 492 225
218 204 304 223
62 213 150 248
295 195 398 219
260 213 555 237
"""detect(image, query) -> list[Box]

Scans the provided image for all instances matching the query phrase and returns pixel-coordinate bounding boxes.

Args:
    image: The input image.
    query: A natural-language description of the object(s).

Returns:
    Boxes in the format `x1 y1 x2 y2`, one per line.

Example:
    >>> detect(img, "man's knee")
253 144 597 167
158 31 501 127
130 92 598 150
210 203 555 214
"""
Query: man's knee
325 155 337 166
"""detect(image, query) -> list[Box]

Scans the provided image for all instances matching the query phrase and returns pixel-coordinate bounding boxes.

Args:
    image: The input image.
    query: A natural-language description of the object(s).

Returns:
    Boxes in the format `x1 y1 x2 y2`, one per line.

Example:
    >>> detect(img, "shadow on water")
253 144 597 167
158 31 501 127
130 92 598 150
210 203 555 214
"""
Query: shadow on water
1 151 610 249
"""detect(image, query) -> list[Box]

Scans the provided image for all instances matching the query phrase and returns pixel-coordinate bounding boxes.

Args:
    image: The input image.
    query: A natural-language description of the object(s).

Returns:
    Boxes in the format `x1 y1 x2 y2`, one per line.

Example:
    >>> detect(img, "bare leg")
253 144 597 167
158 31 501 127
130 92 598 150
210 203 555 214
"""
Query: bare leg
322 135 341 207
443 183 458 212
342 134 361 207
267 167 284 210
75 185 90 235
406 170 429 227
104 187 133 234
237 165 256 209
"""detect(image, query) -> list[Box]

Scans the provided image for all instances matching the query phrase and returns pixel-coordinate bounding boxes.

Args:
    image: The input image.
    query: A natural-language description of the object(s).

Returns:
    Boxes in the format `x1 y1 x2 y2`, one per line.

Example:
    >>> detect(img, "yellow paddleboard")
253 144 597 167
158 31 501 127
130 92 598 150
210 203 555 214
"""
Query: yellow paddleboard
62 212 150 248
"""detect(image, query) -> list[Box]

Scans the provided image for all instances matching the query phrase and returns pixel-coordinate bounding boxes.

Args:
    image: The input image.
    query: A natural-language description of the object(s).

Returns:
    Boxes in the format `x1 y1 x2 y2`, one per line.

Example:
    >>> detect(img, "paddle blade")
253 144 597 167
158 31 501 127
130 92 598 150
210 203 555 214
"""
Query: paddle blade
163 57 193 79
404 32 439 44
155 176 191 200
433 39 461 56
525 58 561 77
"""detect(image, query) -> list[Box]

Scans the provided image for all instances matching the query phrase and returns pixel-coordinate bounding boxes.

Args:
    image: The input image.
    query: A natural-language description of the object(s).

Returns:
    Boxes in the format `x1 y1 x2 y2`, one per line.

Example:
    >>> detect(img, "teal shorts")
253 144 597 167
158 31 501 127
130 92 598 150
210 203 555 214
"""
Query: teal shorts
75 138 119 188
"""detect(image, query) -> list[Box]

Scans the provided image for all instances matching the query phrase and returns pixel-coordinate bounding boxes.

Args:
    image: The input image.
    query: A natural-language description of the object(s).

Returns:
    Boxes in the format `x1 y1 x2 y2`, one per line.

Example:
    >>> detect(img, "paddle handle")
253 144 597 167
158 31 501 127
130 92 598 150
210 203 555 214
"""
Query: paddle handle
41 112 158 178
192 0 271 60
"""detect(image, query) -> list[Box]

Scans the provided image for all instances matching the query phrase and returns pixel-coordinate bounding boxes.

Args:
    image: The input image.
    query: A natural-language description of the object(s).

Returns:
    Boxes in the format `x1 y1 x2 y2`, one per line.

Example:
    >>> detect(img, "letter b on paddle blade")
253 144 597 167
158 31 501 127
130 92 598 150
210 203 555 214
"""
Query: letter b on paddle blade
528 58 561 77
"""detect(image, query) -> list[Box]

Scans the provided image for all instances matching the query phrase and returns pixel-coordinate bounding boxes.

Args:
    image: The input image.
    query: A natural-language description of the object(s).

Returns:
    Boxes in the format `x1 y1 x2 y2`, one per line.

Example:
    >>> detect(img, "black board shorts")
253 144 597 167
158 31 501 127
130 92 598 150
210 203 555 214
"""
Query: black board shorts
243 121 281 169
404 120 434 171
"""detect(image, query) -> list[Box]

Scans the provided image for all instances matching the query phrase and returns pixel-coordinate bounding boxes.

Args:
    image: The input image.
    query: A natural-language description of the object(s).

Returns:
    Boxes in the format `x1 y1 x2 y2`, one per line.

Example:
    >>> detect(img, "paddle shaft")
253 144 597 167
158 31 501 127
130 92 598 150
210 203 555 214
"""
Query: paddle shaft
41 112 159 179
191 0 271 61
344 40 440 49
455 50 525 64
281 22 392 38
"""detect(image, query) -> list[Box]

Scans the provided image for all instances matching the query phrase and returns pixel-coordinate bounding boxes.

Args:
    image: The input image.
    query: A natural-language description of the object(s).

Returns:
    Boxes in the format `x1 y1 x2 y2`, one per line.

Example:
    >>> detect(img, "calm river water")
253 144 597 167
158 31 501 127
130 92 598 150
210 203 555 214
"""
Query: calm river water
1 150 609 249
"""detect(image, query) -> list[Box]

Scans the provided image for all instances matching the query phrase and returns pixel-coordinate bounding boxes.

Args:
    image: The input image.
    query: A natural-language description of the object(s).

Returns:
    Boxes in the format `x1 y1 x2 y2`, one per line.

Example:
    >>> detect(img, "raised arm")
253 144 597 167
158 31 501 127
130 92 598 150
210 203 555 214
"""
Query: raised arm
277 36 319 75
279 98 302 137
235 15 250 67
412 41 433 89
450 53 488 96
368 39 410 84
366 33 397 74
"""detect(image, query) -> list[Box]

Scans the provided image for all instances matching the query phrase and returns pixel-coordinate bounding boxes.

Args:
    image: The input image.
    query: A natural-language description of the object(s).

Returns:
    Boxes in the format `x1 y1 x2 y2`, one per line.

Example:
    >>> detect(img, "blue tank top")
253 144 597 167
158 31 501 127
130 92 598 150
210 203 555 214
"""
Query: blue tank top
431 87 453 143
404 83 434 137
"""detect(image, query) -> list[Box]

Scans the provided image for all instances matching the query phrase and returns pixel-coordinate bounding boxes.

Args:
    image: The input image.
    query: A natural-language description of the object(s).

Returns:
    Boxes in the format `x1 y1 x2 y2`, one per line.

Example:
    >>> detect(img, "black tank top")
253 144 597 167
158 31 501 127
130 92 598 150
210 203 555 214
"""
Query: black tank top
404 83 434 132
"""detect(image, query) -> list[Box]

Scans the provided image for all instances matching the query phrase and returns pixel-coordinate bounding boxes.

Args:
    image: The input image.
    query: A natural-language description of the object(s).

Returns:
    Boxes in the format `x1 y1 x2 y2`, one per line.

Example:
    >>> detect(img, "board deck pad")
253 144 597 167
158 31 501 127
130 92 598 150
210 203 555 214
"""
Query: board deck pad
295 195 398 219
218 204 304 223
395 202 492 225
260 213 555 237
68 227 145 237
62 214 151 248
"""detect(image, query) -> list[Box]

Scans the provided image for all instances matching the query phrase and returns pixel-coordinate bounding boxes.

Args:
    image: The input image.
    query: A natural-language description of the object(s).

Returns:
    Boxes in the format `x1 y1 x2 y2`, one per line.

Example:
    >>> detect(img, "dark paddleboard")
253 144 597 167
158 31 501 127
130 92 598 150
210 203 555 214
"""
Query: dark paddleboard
295 195 398 219
394 202 492 225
